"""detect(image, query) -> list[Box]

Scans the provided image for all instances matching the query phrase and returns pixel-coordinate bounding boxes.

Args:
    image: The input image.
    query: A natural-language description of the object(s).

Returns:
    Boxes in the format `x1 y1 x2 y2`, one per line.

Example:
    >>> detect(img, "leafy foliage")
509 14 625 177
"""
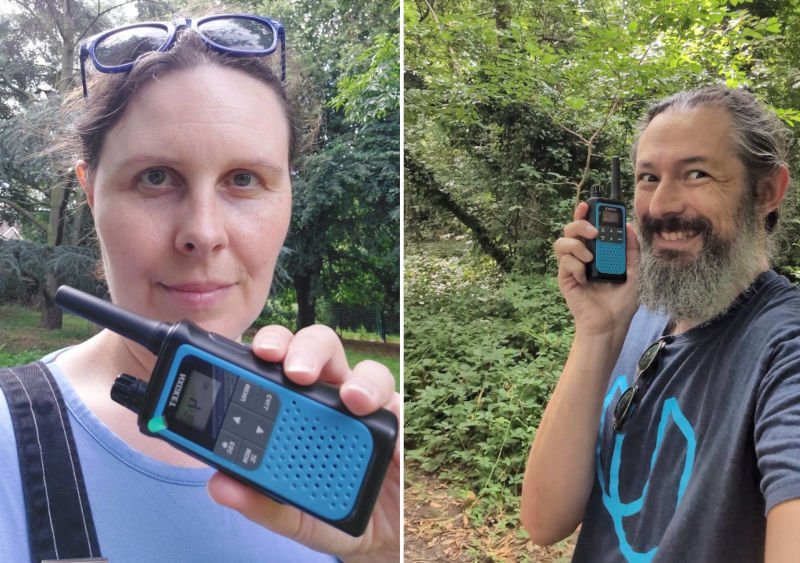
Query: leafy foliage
404 0 800 538
405 0 800 272
405 242 573 527
1 0 400 335
330 28 401 124
250 0 400 328
0 238 104 303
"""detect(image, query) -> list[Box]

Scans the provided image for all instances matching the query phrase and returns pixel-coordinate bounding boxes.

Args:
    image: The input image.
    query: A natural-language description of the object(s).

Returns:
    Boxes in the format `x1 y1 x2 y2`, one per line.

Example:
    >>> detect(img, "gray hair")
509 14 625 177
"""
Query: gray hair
630 85 789 232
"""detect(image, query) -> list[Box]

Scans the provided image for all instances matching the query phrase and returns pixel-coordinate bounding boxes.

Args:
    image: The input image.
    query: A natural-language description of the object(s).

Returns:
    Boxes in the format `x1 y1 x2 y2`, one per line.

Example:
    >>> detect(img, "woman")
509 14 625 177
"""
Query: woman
0 15 399 562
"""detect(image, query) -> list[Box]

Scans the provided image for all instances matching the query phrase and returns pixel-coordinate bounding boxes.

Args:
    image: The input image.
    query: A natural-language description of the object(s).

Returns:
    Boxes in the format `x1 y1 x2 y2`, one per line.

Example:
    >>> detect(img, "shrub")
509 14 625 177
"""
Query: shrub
405 244 573 529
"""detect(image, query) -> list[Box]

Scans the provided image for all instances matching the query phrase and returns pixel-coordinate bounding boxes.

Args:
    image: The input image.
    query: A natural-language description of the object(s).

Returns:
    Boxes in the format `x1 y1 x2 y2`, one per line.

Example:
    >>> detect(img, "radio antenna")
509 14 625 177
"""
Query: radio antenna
55 286 169 355
610 156 621 200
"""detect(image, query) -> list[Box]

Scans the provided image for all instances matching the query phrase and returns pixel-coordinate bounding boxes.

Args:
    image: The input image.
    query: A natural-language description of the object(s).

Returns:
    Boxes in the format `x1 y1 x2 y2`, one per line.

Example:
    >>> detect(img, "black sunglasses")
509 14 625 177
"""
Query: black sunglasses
612 338 667 433
79 14 286 97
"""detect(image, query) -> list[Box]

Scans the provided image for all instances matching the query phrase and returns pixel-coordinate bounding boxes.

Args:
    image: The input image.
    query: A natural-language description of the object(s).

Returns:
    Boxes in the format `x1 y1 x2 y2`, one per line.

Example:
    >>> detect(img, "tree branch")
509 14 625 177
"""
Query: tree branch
76 0 165 44
405 152 513 272
547 114 589 145
569 43 654 205
0 75 36 104
0 197 48 232
574 94 623 204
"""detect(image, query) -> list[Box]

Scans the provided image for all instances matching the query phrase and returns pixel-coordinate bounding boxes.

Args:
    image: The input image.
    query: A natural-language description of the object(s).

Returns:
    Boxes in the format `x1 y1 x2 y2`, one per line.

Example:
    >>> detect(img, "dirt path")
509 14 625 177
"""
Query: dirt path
404 463 576 562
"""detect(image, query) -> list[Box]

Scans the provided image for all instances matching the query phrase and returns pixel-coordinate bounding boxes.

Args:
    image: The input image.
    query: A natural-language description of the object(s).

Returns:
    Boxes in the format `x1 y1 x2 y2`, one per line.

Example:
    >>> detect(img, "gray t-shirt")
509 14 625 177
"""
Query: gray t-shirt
573 270 800 562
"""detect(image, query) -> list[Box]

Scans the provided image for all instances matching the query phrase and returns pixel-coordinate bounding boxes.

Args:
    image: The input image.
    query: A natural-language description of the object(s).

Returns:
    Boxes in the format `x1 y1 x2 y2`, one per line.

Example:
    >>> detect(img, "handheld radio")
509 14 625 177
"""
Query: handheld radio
54 286 397 537
586 156 627 283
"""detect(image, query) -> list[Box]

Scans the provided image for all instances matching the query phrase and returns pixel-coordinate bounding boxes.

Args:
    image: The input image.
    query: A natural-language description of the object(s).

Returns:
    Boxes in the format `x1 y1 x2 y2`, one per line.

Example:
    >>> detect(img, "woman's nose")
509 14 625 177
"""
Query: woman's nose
174 190 229 256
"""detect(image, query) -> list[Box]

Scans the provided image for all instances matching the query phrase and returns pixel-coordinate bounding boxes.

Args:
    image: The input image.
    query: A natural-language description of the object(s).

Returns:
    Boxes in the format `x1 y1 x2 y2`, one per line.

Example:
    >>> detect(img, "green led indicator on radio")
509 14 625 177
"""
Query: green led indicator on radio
148 416 168 433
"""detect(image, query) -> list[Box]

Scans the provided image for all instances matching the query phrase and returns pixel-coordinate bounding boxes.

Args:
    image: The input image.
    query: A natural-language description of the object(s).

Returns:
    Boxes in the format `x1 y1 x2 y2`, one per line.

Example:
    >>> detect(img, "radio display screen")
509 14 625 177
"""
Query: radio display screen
600 207 623 227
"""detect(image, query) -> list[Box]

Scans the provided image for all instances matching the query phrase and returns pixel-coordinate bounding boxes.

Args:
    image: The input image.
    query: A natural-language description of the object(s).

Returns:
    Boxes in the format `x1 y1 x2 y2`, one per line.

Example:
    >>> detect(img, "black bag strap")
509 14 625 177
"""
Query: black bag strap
0 361 103 562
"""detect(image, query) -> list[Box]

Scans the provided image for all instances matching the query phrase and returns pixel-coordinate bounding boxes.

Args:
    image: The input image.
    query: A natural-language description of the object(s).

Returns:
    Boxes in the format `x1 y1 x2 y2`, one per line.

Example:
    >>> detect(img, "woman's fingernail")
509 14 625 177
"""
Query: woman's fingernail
284 352 316 373
254 334 281 352
344 382 375 402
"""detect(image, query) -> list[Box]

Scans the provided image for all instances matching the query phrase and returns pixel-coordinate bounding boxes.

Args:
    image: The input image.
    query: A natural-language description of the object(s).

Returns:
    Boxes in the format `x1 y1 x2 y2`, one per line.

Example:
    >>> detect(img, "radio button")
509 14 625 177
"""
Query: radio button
232 378 257 409
252 388 281 420
237 441 265 470
222 404 248 433
213 430 242 462
222 404 275 446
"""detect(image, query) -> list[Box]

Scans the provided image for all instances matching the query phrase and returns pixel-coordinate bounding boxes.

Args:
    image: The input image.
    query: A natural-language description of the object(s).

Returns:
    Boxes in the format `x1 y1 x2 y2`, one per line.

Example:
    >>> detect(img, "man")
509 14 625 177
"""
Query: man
521 86 800 562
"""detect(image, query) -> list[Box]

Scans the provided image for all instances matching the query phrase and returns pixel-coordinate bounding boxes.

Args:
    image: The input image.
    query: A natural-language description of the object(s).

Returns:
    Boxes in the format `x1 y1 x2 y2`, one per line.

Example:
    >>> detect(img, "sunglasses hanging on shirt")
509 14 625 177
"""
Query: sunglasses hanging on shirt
612 337 670 433
79 14 286 97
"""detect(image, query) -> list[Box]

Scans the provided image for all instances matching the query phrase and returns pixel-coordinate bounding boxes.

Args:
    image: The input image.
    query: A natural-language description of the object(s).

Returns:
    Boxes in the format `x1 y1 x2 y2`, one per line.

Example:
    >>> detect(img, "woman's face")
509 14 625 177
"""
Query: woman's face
77 65 292 339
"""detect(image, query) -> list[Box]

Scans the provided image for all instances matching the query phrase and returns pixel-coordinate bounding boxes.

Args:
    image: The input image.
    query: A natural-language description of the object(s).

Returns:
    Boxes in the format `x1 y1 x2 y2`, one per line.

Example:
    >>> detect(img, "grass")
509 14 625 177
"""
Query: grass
0 304 99 367
0 304 400 388
337 327 401 345
344 347 400 391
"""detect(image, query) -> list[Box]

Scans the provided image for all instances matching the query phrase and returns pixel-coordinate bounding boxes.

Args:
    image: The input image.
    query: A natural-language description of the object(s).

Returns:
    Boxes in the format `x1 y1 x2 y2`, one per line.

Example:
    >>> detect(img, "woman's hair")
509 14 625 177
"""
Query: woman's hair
631 85 789 232
71 29 297 175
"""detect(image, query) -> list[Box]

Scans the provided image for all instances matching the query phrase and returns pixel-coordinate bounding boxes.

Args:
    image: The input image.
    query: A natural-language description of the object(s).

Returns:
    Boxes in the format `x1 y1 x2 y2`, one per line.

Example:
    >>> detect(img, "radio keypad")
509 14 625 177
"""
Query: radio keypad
215 380 281 470
599 226 624 244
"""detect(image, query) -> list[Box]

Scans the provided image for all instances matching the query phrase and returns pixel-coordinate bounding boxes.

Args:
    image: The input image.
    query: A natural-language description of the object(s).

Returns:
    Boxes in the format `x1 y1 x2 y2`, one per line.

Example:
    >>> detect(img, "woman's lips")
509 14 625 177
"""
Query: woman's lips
159 282 234 308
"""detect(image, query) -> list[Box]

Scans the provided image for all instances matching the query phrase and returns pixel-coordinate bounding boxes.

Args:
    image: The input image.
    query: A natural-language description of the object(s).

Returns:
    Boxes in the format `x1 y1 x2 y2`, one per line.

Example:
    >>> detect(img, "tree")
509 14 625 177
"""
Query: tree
0 0 171 326
285 113 399 329
2 0 400 334
0 238 105 303
405 0 800 272
256 0 400 329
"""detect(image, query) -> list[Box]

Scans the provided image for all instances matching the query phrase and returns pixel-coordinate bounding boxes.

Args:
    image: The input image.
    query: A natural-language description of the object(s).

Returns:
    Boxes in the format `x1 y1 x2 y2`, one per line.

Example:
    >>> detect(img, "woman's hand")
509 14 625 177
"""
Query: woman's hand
554 202 640 336
206 324 400 563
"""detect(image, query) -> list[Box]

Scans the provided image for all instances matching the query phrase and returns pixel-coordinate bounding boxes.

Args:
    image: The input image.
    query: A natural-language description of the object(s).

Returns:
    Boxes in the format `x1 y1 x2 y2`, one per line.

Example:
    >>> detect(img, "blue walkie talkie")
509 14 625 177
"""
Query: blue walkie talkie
54 286 397 537
586 156 627 283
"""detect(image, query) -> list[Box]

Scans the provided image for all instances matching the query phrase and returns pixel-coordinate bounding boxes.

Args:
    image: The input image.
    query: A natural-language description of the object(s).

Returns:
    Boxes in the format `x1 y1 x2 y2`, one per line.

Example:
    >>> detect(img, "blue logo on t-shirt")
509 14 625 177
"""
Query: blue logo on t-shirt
596 376 697 563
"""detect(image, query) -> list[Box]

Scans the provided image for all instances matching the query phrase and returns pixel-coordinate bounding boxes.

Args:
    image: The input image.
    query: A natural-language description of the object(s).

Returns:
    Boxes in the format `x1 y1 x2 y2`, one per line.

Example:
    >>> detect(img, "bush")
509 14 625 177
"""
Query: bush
0 239 105 305
404 244 573 529
254 288 298 332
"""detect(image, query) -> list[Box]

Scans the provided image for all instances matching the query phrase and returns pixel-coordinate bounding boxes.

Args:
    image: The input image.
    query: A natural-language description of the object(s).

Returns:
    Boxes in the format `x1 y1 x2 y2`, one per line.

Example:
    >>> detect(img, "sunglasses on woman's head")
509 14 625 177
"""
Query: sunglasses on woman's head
612 338 668 433
79 14 286 97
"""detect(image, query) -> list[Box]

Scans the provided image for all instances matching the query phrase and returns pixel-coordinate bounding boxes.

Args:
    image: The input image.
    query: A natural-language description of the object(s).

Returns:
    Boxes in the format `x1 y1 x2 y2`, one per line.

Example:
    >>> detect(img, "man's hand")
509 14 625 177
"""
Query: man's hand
207 324 400 563
553 201 640 336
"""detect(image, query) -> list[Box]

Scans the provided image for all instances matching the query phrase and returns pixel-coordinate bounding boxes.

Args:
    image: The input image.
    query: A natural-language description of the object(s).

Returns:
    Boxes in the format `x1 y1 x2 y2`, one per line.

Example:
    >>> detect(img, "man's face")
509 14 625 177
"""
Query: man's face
634 106 748 257
633 105 764 322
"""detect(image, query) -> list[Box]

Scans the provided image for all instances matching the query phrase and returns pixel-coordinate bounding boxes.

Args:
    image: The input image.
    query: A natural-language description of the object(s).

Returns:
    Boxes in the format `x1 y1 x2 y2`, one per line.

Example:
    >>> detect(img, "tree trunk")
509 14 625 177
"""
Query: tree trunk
40 269 62 329
404 152 514 272
69 187 85 245
40 186 69 329
36 0 76 330
294 273 317 329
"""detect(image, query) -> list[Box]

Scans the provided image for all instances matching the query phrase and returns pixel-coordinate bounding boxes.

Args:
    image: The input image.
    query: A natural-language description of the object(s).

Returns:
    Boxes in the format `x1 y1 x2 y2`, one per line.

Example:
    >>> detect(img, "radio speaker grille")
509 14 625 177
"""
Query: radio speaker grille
262 398 373 520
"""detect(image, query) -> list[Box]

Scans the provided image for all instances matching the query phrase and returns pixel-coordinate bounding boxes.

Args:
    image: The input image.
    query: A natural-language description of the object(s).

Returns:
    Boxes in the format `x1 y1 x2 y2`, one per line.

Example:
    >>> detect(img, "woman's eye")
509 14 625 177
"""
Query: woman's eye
227 171 263 191
233 172 254 187
139 168 175 187
638 173 658 183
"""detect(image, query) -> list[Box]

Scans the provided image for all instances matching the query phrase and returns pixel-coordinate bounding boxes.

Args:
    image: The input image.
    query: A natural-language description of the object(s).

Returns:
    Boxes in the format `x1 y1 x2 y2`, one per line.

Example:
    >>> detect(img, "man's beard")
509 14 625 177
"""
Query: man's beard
636 196 764 324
